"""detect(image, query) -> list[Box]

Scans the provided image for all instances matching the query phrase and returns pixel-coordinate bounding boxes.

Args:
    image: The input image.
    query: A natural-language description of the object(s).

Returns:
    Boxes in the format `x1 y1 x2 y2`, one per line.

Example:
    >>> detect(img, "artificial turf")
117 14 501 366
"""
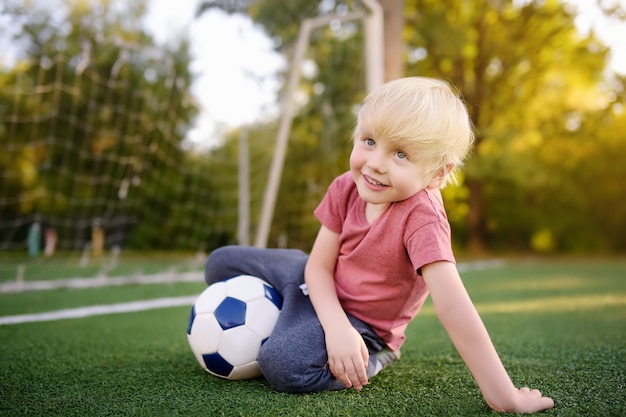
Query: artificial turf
0 258 624 416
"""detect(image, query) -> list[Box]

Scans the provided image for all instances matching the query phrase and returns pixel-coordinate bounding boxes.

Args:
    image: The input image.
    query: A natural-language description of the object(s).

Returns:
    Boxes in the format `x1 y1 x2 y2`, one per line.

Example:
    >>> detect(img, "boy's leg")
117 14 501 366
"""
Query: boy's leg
258 283 392 393
204 245 308 292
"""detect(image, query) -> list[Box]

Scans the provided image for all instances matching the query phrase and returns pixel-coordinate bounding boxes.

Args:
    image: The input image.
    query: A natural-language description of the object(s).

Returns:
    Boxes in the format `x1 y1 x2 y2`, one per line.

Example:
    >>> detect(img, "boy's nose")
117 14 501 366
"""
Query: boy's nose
366 151 386 173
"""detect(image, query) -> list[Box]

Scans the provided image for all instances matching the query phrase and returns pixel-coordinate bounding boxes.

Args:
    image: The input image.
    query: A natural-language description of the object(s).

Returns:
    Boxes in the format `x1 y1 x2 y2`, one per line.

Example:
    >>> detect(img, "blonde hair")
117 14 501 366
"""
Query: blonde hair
353 77 474 188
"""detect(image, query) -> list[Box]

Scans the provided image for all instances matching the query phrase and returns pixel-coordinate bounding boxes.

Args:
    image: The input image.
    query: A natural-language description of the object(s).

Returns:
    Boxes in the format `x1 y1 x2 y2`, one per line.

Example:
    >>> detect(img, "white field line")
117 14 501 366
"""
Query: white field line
0 260 504 326
0 296 198 325
0 270 204 293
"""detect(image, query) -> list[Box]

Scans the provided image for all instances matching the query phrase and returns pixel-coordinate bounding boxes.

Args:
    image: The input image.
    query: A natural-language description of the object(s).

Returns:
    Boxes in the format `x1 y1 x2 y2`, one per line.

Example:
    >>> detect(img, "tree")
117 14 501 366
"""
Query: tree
405 0 613 250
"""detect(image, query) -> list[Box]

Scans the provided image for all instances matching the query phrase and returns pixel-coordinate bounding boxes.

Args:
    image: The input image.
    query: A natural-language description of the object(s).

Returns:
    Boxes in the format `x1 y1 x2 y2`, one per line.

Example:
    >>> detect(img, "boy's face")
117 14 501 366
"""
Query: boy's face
350 128 435 207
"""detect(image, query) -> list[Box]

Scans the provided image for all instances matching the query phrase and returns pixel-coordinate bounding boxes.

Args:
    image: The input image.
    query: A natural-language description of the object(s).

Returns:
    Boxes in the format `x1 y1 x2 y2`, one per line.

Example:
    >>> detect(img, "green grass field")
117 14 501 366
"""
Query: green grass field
0 257 624 416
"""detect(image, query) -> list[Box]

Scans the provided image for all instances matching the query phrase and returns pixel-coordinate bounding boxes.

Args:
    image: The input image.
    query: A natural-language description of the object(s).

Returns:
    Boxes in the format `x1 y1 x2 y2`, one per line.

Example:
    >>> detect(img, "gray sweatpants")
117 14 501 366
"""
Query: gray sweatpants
204 245 387 393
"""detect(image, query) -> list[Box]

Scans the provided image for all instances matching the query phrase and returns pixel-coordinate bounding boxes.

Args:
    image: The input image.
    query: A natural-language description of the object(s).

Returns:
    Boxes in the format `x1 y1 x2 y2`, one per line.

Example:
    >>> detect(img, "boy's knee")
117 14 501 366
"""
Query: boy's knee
257 341 339 393
257 343 296 392
258 340 317 393
204 246 238 284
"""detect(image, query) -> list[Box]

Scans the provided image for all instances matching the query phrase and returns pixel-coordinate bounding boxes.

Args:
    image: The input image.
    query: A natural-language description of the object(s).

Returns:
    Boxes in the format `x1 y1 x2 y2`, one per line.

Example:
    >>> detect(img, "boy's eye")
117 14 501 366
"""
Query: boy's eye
364 138 375 147
396 150 408 160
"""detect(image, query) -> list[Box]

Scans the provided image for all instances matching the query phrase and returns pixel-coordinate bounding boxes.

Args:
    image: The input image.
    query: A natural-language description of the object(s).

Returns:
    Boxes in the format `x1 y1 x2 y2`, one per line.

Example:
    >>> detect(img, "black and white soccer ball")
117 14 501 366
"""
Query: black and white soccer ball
186 275 283 380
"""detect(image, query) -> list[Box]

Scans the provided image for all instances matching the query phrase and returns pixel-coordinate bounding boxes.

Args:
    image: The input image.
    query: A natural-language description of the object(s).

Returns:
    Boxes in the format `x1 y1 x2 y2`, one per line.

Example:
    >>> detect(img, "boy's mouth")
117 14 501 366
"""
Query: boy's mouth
364 175 386 187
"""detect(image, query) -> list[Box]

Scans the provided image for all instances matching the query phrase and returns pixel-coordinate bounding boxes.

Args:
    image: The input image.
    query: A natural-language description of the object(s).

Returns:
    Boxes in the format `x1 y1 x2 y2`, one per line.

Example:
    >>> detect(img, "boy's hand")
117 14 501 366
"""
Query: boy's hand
499 387 554 414
325 325 369 390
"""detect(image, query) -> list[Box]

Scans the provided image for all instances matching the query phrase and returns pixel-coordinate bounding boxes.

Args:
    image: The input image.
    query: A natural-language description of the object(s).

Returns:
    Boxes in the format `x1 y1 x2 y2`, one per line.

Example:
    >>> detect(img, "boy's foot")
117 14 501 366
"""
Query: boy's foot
368 348 401 378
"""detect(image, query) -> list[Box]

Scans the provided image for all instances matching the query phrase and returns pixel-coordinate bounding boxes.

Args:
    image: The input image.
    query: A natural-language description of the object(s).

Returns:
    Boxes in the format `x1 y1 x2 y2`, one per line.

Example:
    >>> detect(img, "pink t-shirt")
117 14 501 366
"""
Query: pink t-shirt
314 171 455 350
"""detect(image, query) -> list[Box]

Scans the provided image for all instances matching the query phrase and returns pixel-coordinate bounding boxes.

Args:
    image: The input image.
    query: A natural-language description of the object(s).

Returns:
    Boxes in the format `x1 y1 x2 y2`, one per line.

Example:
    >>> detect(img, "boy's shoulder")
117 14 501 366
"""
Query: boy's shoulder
326 171 358 200
391 187 448 225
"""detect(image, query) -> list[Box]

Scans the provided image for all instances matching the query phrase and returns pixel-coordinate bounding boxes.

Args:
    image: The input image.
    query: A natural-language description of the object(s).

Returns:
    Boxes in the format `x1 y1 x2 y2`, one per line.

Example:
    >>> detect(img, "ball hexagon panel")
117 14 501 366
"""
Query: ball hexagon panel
224 275 266 303
218 325 263 366
245 297 281 339
187 313 222 367
228 361 263 380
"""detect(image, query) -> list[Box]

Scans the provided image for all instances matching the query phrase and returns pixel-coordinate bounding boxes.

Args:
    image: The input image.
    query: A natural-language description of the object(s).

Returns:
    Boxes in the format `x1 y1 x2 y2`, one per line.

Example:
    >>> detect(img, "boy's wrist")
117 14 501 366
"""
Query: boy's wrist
319 312 352 334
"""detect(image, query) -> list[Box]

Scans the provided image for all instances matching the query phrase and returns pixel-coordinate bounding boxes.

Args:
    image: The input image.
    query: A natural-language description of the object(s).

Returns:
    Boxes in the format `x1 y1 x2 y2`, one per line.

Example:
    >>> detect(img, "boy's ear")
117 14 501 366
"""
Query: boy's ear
428 163 455 188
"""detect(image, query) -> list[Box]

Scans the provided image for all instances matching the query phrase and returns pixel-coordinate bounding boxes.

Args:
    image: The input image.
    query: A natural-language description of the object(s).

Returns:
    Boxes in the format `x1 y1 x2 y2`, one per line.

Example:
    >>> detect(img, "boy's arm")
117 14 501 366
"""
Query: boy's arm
304 225 370 391
421 261 554 413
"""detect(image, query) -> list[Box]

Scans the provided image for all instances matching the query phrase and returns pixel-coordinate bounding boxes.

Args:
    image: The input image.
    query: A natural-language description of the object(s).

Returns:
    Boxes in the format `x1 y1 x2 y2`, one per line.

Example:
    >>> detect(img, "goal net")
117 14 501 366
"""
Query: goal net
0 46 240 258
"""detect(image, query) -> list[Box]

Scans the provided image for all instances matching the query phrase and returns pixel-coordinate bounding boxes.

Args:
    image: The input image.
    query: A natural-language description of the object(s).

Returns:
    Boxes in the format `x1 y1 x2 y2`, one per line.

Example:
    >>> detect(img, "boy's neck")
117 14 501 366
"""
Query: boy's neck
365 202 388 224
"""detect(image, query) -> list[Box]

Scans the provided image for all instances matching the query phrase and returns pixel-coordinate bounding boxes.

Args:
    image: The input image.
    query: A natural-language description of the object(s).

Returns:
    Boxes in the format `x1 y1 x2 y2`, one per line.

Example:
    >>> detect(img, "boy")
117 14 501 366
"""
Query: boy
205 77 554 413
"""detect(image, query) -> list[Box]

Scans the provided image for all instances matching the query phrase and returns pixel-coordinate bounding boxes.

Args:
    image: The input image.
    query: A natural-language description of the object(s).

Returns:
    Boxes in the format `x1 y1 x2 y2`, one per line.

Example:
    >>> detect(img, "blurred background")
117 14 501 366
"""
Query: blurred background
1 0 625 270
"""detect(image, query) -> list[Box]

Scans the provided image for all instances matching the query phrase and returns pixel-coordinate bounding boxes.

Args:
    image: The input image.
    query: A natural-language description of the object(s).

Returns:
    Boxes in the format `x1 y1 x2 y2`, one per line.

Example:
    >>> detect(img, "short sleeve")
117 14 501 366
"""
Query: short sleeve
314 172 353 234
405 221 455 274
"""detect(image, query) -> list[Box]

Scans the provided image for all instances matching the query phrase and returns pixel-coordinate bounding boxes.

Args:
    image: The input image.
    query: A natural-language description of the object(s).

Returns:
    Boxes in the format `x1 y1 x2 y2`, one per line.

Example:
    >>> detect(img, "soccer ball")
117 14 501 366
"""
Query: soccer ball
186 275 283 380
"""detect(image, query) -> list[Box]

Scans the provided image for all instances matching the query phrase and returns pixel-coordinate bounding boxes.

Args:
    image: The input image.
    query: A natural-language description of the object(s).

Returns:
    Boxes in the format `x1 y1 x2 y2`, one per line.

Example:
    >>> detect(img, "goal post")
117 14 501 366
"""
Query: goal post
254 1 383 248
